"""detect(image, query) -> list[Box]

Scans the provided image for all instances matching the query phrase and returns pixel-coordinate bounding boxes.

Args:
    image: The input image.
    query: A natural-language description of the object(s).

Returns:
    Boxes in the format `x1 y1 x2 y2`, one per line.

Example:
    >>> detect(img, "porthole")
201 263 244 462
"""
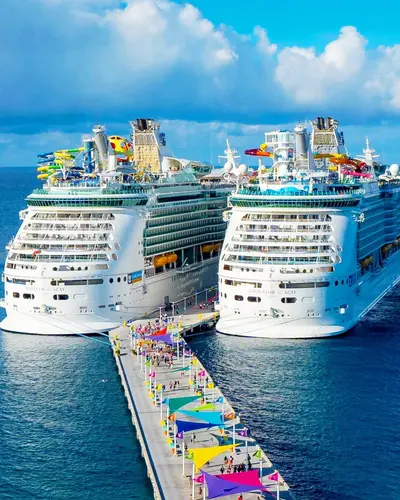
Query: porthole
123 276 127 282
281 297 297 303
248 296 261 303
117 277 121 283
13 292 20 298
234 295 244 301
115 243 121 250
109 278 114 284
112 254 118 261
53 294 69 300
335 281 338 286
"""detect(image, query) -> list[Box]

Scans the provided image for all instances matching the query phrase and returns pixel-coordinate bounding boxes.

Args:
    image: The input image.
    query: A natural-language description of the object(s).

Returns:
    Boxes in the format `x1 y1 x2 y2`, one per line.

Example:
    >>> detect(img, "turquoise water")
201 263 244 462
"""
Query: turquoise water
1 168 400 499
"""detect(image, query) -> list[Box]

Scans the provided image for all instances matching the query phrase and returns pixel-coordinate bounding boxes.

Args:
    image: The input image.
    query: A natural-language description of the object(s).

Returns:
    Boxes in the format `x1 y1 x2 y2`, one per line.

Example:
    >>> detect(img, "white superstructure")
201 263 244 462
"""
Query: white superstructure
0 119 229 335
217 117 400 338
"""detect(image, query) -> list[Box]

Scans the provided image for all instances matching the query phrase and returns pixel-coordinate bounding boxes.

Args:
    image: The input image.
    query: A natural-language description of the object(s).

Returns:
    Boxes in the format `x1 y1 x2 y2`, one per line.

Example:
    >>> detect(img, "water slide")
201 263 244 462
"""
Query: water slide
245 143 273 157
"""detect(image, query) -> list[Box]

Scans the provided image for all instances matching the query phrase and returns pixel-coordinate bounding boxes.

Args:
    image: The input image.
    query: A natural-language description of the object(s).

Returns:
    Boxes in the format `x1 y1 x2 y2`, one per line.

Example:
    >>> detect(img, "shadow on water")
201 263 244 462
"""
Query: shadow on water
189 288 400 500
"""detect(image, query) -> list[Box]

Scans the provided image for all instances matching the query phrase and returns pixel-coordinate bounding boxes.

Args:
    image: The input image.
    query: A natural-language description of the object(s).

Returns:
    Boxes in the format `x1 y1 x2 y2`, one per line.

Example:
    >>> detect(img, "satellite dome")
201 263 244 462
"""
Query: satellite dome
224 161 233 173
389 163 399 177
238 164 248 174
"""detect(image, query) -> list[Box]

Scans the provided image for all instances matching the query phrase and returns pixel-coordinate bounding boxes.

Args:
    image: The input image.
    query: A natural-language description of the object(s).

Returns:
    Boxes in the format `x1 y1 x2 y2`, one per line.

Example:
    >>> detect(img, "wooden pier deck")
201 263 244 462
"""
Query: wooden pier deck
110 309 294 500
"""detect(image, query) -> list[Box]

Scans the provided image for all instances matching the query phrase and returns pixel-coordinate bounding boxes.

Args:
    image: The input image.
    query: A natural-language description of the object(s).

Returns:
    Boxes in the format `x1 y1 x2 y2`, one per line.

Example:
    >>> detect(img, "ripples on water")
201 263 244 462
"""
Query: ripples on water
1 168 400 499
0 169 152 499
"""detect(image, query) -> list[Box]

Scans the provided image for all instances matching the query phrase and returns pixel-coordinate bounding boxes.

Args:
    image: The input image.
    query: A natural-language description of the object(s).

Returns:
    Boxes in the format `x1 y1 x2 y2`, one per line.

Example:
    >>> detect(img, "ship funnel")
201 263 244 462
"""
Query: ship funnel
294 124 307 160
93 125 109 168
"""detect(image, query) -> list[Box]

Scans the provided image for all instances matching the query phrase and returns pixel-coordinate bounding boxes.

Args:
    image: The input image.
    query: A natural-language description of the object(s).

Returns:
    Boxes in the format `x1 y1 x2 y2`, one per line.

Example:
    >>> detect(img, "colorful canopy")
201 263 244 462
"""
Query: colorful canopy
176 420 216 434
167 395 201 414
178 410 224 426
191 403 217 411
216 469 265 487
202 470 262 499
188 444 237 472
144 333 174 345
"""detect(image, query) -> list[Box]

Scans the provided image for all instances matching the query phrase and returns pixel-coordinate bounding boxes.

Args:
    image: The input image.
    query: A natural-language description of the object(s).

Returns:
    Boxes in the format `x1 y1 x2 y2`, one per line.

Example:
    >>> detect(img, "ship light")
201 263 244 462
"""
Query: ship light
339 305 348 314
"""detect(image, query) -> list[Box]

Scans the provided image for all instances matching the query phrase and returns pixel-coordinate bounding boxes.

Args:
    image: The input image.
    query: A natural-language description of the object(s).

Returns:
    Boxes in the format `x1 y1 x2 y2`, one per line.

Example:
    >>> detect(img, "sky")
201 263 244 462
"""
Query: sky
1 0 400 165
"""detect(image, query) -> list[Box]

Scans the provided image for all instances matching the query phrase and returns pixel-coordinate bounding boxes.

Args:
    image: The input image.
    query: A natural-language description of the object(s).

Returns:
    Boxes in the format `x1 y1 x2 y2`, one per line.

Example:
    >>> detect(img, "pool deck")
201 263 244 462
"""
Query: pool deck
110 308 294 500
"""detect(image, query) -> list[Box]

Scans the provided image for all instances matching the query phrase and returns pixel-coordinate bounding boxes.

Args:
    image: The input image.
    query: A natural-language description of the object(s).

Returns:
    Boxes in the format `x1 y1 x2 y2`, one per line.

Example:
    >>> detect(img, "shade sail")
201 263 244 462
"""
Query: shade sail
191 403 217 411
203 470 261 499
178 410 224 426
176 420 216 434
216 470 265 487
188 444 237 472
167 395 201 414
144 333 174 345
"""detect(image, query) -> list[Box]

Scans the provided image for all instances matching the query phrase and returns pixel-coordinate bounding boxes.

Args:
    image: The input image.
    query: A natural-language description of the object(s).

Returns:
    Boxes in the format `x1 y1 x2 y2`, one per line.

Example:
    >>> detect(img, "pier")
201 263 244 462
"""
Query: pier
110 305 294 500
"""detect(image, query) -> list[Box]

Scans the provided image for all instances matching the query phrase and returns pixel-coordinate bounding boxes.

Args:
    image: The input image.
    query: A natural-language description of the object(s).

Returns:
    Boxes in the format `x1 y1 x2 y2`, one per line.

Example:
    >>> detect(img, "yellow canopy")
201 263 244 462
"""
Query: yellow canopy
188 444 237 472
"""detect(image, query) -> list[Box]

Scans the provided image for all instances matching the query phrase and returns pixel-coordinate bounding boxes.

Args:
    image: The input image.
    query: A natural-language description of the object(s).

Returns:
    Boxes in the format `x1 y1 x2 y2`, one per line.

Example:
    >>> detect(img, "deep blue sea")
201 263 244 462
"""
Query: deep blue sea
1 167 400 499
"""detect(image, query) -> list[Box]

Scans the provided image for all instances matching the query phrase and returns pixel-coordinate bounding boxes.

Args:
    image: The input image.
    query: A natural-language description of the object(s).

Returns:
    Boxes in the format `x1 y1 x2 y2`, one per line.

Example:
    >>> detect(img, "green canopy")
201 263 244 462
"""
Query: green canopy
167 395 201 414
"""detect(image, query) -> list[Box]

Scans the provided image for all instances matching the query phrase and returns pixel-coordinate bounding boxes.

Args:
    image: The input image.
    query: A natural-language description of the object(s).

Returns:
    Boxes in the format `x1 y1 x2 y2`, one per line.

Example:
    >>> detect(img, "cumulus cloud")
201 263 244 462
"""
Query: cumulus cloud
1 0 400 142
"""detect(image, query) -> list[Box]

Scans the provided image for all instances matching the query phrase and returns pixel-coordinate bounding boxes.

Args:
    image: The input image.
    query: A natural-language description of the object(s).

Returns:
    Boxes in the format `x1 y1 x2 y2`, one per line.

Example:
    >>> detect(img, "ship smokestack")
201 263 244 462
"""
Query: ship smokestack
93 125 109 169
294 124 307 160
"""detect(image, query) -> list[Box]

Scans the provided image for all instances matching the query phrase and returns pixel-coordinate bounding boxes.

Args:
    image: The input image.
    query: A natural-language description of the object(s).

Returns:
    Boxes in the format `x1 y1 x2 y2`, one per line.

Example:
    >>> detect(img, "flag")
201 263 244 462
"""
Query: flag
267 472 279 482
156 384 163 391
193 474 204 484
224 412 235 420
185 452 194 460
191 358 198 366
207 382 215 389
149 371 156 378
199 370 206 377
216 396 224 403
176 431 184 439
145 360 151 367
238 428 248 437
168 414 176 421
253 449 262 459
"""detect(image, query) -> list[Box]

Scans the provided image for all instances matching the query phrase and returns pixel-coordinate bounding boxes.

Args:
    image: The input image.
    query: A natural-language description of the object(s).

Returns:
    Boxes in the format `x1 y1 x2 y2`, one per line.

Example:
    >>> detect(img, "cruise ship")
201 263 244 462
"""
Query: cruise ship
216 117 400 338
0 119 229 335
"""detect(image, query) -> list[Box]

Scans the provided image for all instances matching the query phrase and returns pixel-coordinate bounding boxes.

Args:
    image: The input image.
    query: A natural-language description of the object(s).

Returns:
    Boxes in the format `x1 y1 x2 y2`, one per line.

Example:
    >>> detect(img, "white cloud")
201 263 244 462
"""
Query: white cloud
275 26 367 104
1 0 400 136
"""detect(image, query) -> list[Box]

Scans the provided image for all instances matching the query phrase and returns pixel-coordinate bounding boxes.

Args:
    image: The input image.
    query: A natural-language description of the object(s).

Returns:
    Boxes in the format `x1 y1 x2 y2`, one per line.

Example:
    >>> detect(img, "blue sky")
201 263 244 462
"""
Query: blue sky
1 0 400 165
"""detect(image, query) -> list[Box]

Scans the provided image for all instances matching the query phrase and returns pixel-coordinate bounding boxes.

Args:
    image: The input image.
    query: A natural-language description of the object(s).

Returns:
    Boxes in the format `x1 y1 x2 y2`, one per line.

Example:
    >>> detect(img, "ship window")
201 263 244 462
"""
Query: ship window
234 295 244 301
225 279 233 285
23 294 35 299
223 265 232 271
99 305 105 309
13 292 20 298
117 277 121 283
248 296 261 303
335 281 338 286
109 278 114 283
281 297 297 303
112 254 118 261
124 276 127 282
53 294 69 300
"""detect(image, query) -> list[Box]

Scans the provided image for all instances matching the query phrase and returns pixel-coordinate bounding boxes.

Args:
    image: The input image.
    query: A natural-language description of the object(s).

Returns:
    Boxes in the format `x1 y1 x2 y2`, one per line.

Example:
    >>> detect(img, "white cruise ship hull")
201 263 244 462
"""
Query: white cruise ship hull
1 259 218 336
217 251 400 339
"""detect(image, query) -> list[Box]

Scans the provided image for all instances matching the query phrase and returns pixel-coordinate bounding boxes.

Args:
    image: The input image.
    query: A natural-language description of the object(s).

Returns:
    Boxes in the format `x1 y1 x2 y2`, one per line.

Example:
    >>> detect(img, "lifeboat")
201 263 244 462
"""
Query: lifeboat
202 244 214 253
166 253 177 264
37 166 48 173
37 173 49 180
154 255 168 267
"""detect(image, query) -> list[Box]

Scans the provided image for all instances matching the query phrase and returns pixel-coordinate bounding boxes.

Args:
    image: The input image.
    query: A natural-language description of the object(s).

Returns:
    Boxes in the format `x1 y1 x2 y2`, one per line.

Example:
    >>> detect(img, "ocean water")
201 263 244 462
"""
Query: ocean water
1 167 400 499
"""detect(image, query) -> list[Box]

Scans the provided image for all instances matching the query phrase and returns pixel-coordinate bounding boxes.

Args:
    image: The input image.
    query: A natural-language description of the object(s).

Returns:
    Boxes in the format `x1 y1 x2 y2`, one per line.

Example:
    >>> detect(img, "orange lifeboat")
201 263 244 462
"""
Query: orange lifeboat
166 253 177 264
154 255 168 267
202 244 214 253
